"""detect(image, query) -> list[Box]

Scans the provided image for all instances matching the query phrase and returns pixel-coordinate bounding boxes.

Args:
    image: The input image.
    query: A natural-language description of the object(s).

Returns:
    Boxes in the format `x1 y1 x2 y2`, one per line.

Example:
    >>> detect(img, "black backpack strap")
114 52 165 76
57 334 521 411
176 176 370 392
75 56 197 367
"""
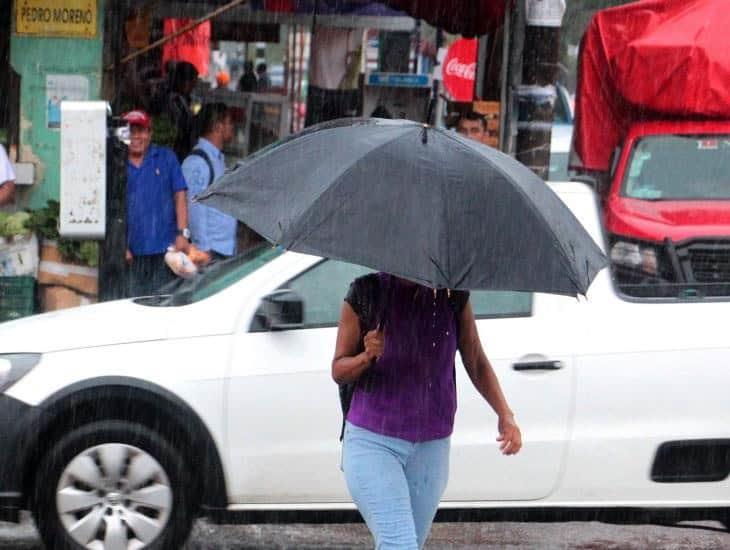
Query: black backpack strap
189 148 215 188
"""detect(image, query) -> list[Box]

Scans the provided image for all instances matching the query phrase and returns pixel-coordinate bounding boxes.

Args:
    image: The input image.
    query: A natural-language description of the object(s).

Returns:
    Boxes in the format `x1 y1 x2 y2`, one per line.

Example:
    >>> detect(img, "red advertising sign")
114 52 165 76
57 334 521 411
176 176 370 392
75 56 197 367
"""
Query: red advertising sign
442 38 477 102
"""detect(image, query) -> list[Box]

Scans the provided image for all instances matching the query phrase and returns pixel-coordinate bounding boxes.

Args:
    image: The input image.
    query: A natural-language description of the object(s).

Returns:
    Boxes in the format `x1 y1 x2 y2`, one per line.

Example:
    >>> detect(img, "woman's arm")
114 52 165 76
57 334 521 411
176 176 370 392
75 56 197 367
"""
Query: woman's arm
458 301 522 455
332 302 384 385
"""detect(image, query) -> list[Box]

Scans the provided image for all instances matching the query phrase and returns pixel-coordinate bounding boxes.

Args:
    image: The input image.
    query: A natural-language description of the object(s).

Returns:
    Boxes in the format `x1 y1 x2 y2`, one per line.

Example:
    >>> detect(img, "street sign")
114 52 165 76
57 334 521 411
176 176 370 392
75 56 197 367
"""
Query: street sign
15 0 98 39
367 73 430 88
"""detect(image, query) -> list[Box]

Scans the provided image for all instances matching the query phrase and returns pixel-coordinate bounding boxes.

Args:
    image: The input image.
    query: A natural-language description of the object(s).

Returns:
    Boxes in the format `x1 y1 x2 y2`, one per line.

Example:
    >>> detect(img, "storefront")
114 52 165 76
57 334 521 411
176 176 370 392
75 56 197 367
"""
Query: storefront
2 0 546 319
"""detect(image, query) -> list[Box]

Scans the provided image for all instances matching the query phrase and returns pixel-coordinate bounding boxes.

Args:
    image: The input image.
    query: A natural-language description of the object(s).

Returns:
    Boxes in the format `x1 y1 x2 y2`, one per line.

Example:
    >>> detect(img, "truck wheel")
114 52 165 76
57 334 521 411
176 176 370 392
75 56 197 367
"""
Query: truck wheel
32 420 195 549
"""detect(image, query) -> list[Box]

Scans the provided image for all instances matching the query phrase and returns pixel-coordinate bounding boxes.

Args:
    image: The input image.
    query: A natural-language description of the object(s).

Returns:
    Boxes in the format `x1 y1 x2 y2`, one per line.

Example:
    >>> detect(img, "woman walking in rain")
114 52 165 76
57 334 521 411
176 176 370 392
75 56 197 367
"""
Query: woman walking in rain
333 273 522 549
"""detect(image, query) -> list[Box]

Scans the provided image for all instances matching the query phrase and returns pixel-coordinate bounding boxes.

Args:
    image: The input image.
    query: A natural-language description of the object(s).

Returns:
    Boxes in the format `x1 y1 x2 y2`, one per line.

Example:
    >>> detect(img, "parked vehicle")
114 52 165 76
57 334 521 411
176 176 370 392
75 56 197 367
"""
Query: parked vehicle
548 122 572 182
0 183 728 549
571 1 730 295
603 121 730 294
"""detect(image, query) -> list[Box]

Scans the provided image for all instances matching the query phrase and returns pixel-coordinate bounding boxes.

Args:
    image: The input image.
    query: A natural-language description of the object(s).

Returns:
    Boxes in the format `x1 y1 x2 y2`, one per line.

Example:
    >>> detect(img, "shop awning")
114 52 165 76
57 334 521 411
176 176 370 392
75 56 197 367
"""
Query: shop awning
156 1 415 31
382 0 507 37
156 1 508 34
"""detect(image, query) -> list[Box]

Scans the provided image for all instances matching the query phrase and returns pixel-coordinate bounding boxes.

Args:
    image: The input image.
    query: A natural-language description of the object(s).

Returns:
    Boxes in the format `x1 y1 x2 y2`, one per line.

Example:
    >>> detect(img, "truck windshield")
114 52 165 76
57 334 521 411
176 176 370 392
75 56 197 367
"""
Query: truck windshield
622 135 730 200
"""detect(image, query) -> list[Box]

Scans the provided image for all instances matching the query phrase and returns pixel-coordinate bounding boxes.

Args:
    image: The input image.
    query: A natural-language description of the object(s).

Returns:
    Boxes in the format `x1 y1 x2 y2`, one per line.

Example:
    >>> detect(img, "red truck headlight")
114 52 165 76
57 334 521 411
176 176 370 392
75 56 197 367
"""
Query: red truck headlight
610 240 658 275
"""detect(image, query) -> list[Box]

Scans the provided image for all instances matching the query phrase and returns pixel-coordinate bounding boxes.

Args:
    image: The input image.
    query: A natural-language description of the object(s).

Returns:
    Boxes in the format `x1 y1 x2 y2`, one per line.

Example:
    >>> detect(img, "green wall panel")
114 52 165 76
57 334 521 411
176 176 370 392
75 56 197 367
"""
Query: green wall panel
10 0 104 209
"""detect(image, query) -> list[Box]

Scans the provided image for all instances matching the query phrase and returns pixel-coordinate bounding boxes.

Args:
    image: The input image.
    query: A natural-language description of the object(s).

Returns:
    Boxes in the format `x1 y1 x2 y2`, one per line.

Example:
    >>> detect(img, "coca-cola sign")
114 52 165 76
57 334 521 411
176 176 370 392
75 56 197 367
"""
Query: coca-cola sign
442 38 478 102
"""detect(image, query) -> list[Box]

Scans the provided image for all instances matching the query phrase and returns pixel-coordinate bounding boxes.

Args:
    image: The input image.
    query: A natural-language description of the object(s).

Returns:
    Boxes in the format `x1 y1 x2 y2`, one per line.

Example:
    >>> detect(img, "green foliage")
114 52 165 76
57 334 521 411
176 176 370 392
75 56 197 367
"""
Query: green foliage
0 211 31 237
153 113 176 149
25 200 60 240
23 200 99 267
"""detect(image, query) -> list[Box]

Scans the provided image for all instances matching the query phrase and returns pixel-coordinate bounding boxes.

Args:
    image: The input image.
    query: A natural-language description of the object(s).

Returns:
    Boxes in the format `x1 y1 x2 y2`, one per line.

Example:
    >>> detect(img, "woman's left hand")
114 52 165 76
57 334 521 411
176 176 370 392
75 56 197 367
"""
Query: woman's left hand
496 413 522 455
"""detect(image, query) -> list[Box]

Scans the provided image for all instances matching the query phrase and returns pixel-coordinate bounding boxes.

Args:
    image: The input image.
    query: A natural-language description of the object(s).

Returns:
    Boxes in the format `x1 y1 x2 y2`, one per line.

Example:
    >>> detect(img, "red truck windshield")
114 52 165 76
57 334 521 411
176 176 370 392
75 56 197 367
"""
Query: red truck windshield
622 135 730 200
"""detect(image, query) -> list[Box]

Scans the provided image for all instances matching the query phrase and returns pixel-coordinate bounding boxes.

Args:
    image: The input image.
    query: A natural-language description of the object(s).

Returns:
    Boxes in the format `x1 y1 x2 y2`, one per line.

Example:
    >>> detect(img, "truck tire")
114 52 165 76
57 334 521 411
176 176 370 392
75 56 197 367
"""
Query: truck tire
32 419 195 549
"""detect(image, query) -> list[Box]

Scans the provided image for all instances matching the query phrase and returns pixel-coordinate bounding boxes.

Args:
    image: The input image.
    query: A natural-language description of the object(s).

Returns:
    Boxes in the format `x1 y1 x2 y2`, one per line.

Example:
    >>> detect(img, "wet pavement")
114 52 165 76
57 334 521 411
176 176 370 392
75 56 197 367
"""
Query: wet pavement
1 515 729 549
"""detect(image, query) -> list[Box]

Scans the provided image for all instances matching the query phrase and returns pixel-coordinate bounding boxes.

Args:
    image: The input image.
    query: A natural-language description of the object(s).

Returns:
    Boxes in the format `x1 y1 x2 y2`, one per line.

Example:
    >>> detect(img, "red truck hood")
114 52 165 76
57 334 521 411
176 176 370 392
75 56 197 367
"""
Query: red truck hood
606 197 730 243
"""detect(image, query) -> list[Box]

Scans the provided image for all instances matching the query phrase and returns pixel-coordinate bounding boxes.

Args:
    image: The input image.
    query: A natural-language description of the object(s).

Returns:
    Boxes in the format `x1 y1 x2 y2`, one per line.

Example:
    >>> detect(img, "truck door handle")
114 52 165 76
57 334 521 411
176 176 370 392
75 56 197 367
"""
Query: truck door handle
512 360 564 371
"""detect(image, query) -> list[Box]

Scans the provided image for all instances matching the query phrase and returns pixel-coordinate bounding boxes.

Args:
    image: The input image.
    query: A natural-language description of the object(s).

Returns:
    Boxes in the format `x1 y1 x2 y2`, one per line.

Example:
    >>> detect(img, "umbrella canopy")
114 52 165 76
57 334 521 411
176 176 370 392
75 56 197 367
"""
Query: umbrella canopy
196 118 606 295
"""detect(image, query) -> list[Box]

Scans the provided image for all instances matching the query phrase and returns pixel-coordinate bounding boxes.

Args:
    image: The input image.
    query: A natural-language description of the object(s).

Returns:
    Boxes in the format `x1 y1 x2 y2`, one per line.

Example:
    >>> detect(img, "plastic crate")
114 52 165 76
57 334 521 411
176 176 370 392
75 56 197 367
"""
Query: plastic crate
0 276 36 322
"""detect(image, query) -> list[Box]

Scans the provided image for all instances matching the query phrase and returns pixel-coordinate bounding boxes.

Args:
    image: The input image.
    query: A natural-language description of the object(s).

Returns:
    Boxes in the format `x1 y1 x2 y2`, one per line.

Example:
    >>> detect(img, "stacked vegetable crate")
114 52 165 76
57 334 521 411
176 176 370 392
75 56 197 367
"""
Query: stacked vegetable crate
0 213 39 322
0 275 36 322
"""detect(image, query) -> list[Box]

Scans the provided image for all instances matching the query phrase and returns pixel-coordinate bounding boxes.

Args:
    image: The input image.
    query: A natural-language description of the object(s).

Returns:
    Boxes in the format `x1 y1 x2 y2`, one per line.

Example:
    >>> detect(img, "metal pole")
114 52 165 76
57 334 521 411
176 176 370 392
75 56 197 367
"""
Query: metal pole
98 118 128 302
515 0 564 179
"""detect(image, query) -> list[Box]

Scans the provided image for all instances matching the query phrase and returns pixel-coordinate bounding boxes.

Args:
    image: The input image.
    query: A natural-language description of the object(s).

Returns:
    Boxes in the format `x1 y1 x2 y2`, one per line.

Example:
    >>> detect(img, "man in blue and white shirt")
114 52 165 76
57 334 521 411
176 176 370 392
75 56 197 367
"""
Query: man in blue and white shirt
182 102 237 263
0 144 16 206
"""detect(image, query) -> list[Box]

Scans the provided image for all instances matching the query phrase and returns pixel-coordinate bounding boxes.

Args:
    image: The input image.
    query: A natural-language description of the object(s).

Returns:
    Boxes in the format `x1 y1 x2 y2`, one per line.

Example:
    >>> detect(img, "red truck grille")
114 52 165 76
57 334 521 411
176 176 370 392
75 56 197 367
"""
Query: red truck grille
688 245 730 282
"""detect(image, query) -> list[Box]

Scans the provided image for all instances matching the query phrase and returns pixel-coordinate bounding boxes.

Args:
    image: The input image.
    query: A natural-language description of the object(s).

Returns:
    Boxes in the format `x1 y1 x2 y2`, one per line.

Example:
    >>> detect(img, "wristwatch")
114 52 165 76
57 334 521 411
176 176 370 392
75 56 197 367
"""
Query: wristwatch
177 227 191 240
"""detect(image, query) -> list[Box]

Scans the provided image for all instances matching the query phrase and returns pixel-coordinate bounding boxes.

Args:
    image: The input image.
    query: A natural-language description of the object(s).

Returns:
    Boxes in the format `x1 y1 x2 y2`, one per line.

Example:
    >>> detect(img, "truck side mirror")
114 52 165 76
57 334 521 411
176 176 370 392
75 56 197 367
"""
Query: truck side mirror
572 174 598 190
256 289 304 331
571 173 609 197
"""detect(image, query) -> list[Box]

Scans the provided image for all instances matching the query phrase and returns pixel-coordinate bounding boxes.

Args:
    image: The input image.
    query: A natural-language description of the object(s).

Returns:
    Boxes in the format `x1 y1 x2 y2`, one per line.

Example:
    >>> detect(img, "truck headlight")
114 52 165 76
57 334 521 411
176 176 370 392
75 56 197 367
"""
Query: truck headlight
610 241 658 275
0 354 41 393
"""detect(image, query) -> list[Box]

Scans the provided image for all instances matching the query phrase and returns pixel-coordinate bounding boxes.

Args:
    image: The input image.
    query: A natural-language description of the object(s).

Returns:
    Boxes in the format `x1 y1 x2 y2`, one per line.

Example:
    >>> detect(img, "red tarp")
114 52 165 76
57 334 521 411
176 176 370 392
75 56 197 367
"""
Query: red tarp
572 0 730 173
384 0 506 37
161 19 211 78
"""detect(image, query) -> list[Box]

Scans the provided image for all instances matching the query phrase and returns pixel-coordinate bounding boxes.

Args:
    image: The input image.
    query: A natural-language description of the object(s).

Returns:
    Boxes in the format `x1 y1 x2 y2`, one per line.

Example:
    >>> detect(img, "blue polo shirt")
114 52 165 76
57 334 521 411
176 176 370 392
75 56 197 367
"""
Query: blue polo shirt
127 145 187 256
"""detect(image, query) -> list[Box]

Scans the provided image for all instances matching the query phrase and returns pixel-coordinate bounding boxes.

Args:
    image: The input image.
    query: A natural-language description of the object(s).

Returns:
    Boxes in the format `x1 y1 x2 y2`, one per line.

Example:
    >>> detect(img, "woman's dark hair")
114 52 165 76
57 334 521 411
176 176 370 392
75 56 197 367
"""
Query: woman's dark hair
370 105 393 119
196 102 230 137
169 61 199 92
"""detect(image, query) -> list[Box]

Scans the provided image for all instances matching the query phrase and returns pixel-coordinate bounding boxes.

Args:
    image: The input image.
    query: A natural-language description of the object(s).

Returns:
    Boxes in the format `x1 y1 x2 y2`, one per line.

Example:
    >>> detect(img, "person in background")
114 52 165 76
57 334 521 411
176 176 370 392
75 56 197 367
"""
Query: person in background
455 111 487 143
182 103 237 264
215 70 231 90
0 144 16 206
238 61 257 93
123 109 189 297
370 105 393 119
256 62 271 92
167 61 199 161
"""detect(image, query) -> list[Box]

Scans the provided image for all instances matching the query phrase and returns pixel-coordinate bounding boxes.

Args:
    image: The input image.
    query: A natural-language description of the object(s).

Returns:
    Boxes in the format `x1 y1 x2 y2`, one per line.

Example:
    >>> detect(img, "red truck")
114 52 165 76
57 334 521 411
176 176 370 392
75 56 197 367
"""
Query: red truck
571 0 730 295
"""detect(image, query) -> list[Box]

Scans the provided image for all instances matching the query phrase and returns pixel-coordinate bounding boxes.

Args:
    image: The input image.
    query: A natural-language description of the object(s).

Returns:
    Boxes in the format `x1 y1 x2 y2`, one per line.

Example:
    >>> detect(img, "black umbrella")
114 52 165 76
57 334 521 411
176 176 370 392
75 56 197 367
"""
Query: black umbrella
196 118 607 295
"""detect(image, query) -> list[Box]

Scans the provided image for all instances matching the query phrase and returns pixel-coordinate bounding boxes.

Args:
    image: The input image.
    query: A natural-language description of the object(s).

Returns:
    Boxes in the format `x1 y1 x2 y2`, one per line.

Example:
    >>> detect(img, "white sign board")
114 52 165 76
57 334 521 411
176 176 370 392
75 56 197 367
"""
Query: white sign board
526 0 566 27
60 101 107 240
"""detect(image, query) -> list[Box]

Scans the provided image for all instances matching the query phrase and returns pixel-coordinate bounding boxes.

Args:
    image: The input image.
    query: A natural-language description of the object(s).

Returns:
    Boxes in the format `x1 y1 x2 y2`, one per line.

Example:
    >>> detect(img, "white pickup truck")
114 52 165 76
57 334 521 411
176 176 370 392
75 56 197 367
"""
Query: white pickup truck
0 182 728 549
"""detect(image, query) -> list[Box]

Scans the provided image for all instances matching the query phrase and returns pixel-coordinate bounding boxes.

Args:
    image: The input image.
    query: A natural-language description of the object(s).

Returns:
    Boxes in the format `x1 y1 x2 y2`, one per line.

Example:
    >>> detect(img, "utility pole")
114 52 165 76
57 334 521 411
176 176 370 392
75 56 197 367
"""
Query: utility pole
98 0 128 302
98 120 128 302
509 0 565 179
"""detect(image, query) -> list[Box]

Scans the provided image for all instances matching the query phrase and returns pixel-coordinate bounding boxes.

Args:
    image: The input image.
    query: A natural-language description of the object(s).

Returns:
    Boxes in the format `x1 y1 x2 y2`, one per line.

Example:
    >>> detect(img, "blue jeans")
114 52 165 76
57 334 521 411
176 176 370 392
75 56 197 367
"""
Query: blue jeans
342 421 450 549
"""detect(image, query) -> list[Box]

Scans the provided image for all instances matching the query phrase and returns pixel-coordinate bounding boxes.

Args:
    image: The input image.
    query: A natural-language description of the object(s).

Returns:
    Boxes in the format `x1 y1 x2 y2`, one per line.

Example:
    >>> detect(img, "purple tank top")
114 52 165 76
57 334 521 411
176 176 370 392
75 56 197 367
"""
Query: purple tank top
345 273 467 442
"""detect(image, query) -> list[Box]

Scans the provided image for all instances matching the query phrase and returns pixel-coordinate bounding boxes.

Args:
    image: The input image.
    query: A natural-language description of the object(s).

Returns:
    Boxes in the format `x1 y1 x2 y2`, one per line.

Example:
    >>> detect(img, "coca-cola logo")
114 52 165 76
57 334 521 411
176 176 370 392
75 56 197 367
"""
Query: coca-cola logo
445 58 476 81
442 38 478 101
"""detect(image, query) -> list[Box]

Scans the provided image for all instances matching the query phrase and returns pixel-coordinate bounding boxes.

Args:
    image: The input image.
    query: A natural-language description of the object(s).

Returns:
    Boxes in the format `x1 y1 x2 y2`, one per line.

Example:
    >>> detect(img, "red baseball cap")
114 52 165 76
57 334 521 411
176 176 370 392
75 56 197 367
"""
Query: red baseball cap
122 109 151 129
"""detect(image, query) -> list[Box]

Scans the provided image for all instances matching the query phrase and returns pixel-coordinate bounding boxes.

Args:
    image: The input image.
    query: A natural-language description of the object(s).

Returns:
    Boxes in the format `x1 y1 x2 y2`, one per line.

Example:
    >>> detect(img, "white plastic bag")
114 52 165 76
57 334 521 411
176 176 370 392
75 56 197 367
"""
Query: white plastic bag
164 246 198 279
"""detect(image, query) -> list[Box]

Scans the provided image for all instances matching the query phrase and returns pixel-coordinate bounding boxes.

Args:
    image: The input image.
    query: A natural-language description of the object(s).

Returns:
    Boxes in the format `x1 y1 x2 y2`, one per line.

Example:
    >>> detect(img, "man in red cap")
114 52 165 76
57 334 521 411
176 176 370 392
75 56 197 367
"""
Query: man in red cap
123 109 190 296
